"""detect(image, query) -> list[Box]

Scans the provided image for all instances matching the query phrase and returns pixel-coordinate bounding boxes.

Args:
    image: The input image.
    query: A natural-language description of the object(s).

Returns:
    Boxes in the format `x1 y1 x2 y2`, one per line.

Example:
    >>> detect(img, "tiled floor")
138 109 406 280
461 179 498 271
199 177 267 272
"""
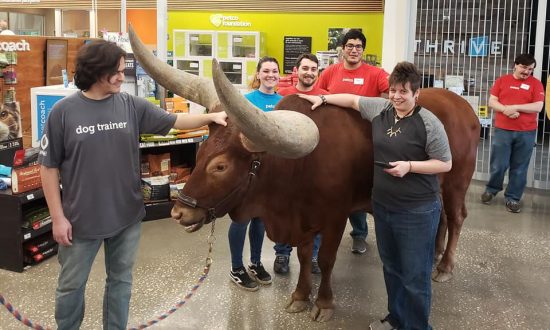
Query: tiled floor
0 181 549 329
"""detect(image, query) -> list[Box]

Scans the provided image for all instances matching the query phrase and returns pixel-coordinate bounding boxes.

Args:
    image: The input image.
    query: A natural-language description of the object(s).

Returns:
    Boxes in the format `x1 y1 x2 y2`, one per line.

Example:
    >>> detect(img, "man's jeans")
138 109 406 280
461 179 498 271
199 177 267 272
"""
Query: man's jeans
486 128 536 202
349 211 368 240
373 199 441 330
274 234 321 259
56 221 142 330
228 217 265 269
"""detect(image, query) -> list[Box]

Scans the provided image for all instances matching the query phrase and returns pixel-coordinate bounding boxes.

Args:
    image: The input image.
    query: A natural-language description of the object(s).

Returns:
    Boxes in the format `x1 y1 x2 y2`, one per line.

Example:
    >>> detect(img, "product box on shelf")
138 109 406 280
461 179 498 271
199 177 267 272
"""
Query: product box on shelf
142 175 170 202
11 147 41 194
165 96 189 113
141 153 171 178
24 244 58 266
11 163 41 194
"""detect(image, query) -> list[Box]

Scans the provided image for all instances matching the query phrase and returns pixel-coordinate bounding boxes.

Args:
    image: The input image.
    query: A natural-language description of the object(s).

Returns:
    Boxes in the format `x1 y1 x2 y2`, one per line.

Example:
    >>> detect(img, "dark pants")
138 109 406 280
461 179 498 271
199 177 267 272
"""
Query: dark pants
228 217 265 269
373 199 441 330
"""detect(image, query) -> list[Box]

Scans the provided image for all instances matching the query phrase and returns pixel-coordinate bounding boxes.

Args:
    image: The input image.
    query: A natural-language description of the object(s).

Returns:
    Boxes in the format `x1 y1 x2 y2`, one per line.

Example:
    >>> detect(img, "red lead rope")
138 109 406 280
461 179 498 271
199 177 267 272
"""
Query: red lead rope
1 220 216 330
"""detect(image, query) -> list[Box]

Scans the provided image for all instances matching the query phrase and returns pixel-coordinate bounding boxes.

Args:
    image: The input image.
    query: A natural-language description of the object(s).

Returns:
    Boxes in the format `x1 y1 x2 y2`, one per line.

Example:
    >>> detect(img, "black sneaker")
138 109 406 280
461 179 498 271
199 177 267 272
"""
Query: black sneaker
369 318 396 330
248 262 272 284
481 191 495 204
505 200 521 213
311 257 321 274
273 255 290 274
229 267 259 291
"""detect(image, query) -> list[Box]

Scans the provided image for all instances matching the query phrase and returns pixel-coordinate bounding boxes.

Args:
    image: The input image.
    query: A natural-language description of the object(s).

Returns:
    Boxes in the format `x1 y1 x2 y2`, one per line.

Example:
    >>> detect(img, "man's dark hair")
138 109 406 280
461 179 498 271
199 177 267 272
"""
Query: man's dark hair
341 29 366 47
295 53 319 69
389 61 422 93
74 40 127 91
514 53 536 68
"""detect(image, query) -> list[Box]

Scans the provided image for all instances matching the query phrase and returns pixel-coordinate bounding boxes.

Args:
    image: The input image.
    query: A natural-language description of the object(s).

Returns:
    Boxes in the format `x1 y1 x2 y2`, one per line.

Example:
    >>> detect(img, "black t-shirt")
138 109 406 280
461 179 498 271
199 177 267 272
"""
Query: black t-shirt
358 97 451 209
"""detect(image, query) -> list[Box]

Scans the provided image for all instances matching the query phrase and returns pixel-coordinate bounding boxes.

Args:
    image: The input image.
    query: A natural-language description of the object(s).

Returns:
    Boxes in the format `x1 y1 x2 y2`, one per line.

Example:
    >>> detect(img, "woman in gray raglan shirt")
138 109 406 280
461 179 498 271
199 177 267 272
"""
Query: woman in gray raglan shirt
300 62 452 330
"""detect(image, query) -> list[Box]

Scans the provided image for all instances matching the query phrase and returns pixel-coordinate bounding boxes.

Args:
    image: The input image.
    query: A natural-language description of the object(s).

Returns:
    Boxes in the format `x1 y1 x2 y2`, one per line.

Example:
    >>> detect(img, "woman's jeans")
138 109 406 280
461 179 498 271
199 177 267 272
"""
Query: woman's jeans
55 221 142 330
373 199 441 330
349 211 369 240
228 217 265 269
274 233 322 259
486 128 536 202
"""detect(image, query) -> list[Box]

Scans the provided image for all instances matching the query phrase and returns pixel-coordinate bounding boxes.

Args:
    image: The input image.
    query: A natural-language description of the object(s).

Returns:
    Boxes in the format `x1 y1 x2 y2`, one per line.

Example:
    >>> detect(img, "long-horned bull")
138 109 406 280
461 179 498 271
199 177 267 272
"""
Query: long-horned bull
129 25 480 322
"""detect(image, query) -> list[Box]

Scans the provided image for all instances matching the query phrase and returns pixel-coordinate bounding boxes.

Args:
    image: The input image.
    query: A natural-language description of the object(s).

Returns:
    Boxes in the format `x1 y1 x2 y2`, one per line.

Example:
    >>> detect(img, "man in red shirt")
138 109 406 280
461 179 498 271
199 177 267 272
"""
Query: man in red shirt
278 53 328 96
481 53 544 213
274 53 326 275
317 29 389 254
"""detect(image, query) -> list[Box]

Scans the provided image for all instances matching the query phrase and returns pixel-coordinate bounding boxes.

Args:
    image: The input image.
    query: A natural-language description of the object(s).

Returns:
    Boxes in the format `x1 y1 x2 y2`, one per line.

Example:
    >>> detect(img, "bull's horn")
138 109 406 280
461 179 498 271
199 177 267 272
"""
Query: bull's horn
128 25 219 110
212 58 319 159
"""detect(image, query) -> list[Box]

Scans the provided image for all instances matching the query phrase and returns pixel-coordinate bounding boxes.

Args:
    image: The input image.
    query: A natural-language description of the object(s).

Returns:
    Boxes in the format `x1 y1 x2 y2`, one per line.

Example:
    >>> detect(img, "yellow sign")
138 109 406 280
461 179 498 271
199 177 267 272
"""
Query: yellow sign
478 105 488 118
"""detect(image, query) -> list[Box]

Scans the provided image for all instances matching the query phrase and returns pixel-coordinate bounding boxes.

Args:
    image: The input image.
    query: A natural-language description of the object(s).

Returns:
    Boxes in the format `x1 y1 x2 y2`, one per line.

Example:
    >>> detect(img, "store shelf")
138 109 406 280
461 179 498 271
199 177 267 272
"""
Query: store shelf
22 222 52 242
143 200 175 221
0 186 45 204
139 137 204 149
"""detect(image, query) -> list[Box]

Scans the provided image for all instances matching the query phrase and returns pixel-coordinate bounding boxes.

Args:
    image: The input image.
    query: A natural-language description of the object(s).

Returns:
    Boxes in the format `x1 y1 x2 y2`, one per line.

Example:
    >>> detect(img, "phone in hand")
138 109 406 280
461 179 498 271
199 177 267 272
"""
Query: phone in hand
374 161 395 169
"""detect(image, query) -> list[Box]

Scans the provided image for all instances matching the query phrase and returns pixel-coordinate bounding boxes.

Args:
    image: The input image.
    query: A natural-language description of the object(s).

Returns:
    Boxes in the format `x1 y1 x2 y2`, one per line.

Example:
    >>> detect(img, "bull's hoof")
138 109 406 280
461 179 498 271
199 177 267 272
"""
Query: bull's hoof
285 298 309 313
310 304 334 322
432 268 453 282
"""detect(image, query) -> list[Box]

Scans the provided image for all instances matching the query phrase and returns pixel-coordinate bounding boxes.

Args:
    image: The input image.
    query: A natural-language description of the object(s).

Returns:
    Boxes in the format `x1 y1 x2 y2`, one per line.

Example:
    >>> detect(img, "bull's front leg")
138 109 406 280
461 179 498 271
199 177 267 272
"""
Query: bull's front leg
285 240 313 314
310 243 336 322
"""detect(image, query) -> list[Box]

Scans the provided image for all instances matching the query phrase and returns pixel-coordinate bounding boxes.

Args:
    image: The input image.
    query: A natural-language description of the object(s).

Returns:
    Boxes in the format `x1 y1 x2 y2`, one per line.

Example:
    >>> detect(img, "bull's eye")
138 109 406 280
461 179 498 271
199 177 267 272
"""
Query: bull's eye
216 164 227 171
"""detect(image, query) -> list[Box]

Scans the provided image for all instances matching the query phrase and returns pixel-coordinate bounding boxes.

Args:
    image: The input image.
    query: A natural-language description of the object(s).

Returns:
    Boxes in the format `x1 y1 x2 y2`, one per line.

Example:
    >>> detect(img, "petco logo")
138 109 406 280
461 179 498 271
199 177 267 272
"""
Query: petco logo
0 40 30 51
209 14 252 28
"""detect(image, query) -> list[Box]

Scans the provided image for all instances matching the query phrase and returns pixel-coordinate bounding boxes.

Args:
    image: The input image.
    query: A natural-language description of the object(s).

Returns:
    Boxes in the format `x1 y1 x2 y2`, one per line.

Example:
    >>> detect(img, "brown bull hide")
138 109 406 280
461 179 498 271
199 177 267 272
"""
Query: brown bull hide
171 88 480 321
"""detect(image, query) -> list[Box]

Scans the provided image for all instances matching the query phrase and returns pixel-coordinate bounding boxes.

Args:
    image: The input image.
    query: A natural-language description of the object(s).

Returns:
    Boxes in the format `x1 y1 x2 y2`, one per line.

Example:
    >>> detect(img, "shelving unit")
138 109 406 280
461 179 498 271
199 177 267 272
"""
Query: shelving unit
140 136 204 221
0 187 53 272
172 29 265 88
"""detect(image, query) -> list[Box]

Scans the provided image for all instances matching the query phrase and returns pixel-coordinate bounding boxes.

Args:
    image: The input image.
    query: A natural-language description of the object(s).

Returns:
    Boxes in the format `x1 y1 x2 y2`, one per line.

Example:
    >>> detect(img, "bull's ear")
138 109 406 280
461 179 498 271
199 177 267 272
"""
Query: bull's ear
239 133 265 153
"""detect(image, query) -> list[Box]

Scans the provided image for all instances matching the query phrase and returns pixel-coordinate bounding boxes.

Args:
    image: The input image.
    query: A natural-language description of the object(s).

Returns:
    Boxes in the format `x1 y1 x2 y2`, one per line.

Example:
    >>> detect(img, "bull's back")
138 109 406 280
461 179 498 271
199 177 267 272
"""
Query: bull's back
417 88 481 191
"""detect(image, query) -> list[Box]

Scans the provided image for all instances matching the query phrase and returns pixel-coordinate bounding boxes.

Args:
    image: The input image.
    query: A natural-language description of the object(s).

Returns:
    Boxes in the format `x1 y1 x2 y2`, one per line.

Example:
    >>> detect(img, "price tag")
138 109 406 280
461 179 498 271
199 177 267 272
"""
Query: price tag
233 64 242 70
233 37 242 43
190 62 199 68
27 194 35 201
24 233 31 240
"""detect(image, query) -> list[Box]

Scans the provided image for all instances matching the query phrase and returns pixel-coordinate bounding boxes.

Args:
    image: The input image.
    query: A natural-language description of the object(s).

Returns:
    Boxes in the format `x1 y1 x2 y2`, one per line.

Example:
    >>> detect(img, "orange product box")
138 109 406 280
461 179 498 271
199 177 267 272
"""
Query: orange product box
11 163 41 194
165 96 189 113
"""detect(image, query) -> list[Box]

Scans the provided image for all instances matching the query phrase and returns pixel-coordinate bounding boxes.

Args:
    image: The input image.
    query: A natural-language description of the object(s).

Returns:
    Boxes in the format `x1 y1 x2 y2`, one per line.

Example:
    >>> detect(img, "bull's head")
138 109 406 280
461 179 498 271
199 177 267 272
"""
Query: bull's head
129 26 319 232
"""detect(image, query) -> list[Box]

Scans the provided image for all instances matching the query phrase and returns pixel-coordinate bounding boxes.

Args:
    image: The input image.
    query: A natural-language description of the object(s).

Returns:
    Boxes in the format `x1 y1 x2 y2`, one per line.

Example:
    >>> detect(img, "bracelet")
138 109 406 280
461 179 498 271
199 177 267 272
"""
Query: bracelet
409 161 413 173
319 94 328 105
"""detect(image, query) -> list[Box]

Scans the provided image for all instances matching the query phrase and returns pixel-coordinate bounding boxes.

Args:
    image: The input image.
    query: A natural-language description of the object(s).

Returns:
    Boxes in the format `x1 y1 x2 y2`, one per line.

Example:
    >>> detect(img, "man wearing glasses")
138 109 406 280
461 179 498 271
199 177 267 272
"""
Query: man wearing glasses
317 29 389 255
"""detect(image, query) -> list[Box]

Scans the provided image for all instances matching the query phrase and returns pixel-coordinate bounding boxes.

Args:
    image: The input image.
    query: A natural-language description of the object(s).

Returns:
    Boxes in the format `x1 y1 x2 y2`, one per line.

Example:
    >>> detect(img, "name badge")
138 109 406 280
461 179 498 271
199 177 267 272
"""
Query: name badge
354 78 364 85
520 83 530 90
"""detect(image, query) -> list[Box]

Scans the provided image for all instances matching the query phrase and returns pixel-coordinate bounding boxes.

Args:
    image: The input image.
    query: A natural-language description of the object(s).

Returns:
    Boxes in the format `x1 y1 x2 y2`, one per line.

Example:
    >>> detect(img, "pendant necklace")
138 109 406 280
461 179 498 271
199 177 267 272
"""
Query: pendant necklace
387 106 416 137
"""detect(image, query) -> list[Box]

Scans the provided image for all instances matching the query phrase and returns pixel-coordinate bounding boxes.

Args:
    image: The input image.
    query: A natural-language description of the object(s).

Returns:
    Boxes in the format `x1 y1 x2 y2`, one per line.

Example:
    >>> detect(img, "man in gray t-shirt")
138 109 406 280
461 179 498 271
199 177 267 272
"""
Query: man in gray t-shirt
38 40 227 330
